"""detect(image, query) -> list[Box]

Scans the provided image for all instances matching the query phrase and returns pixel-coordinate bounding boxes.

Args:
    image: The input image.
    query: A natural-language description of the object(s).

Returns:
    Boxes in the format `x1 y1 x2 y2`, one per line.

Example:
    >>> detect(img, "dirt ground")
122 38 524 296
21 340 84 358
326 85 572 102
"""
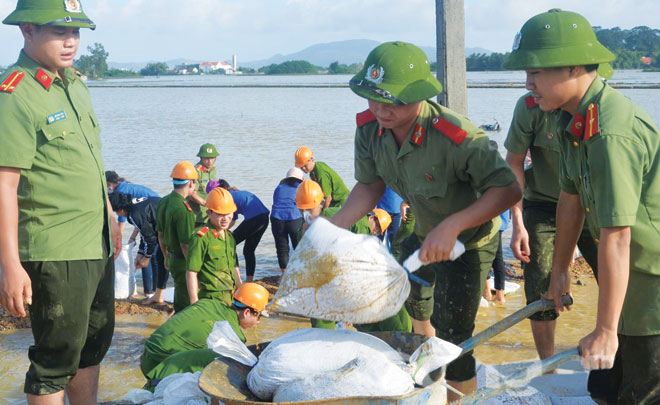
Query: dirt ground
0 260 594 332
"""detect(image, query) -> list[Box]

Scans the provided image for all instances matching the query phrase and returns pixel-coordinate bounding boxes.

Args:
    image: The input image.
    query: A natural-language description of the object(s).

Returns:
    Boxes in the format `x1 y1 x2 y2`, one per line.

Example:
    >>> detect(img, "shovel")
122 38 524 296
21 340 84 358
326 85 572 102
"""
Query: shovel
423 295 574 385
455 347 581 403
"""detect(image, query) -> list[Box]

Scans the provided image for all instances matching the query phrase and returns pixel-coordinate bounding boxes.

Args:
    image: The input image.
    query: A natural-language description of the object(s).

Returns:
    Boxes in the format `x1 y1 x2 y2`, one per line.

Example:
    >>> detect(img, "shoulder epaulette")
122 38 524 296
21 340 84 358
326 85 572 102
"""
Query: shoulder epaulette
432 117 467 145
584 103 599 141
197 226 209 236
356 109 377 127
524 95 538 109
0 71 25 93
183 201 193 212
72 68 83 76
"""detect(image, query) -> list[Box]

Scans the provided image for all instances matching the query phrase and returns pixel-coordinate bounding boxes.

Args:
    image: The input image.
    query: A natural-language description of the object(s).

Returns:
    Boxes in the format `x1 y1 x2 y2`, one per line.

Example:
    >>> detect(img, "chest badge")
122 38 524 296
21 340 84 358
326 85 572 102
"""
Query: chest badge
47 110 67 125
425 173 433 182
547 132 553 139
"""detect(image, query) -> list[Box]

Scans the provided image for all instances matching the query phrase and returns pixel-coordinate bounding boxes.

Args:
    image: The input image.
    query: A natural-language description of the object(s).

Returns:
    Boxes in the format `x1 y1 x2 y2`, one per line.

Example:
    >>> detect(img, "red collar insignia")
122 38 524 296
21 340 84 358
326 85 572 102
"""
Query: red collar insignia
184 201 193 212
0 71 25 93
570 112 586 139
377 126 384 137
212 229 220 239
36 68 53 90
411 124 425 146
524 95 538 109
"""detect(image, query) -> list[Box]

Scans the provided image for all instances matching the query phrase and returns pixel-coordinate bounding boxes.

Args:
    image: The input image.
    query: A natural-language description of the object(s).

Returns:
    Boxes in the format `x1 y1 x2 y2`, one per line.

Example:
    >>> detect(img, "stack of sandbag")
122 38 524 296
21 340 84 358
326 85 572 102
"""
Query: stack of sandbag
246 328 415 401
268 217 411 323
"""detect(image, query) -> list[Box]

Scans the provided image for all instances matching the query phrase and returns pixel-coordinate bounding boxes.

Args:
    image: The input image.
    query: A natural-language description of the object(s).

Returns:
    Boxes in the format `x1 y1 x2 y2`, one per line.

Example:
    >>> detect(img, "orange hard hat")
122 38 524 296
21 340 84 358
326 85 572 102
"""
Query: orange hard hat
294 146 314 168
206 187 237 214
170 161 198 180
295 180 324 209
369 208 392 235
233 283 269 312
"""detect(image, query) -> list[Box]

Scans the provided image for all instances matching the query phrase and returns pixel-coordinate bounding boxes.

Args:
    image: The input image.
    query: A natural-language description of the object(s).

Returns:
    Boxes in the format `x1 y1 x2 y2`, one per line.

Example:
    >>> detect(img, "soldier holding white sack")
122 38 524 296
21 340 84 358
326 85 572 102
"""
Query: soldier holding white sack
330 42 520 400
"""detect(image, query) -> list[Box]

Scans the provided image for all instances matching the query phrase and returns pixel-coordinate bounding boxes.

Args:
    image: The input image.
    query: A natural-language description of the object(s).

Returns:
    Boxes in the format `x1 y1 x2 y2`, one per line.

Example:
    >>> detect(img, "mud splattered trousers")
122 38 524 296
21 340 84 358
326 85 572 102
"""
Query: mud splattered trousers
402 232 498 382
22 238 115 395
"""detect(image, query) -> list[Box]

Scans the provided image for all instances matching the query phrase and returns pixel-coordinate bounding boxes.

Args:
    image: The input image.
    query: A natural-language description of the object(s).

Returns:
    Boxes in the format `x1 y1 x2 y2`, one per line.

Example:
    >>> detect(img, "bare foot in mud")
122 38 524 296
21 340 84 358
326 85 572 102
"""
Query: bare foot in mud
493 289 506 304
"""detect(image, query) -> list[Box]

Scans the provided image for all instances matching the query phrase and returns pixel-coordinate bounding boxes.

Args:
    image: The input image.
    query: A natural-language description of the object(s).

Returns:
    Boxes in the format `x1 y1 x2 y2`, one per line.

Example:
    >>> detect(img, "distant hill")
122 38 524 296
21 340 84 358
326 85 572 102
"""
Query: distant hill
106 41 494 71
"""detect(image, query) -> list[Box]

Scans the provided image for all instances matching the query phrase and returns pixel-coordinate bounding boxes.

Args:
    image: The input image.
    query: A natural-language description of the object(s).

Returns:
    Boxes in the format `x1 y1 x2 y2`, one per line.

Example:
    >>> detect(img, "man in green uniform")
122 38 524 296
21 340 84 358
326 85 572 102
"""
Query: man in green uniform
186 187 240 306
140 283 268 383
295 145 349 208
505 91 599 360
0 1 120 402
329 42 521 399
189 143 219 226
156 161 198 313
505 9 660 403
295 180 412 333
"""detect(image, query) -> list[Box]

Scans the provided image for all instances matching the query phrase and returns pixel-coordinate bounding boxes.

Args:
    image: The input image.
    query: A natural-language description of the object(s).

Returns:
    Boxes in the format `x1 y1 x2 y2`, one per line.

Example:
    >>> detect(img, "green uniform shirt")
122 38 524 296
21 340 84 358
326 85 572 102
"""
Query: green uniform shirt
156 191 195 259
354 100 516 249
187 226 238 302
191 162 216 225
557 77 660 335
141 299 245 375
504 92 561 203
310 161 349 207
0 52 109 261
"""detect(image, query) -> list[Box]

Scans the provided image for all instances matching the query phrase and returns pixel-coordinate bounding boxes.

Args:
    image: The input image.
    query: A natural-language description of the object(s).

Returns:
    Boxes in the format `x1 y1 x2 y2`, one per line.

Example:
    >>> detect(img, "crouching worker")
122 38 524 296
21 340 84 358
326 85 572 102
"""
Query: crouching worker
140 283 268 389
186 187 242 306
295 180 411 332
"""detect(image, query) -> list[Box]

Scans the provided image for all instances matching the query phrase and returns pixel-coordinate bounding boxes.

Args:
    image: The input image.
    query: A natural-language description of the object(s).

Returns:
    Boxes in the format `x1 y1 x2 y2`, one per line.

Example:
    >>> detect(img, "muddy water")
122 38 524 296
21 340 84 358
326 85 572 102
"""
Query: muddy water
0 277 597 402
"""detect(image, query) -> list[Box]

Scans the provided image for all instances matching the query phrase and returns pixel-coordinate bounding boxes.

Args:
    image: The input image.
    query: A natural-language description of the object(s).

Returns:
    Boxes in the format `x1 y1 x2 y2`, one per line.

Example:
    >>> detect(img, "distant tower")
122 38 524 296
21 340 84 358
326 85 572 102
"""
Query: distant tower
232 54 237 71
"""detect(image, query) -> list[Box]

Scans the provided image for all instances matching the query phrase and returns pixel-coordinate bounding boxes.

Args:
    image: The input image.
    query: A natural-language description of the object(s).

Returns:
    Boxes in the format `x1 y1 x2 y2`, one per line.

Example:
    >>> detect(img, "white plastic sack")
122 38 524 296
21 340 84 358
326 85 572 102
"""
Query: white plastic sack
122 388 154 404
151 372 208 405
246 327 408 401
409 337 462 386
269 217 410 323
273 355 414 402
115 242 137 299
206 320 257 366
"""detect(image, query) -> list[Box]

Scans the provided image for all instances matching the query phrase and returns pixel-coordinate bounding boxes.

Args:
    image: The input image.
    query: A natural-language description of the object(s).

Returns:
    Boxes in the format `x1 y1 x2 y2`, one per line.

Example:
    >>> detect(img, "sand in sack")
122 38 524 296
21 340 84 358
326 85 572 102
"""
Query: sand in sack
269 217 409 323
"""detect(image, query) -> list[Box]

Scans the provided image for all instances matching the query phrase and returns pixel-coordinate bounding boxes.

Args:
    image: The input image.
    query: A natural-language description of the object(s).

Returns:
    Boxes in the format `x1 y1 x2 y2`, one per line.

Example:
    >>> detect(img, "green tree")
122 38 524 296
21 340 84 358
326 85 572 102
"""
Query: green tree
259 60 318 74
75 43 108 78
140 62 169 76
328 61 361 74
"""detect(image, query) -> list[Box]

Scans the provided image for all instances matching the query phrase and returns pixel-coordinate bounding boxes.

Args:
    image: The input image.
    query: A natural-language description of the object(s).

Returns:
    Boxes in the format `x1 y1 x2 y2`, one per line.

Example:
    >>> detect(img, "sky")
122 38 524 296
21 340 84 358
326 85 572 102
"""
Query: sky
1 0 659 67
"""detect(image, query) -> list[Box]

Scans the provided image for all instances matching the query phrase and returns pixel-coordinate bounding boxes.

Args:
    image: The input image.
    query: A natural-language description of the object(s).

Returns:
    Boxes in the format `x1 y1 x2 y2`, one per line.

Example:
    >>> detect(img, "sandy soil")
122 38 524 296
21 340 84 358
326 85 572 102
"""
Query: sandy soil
0 260 594 332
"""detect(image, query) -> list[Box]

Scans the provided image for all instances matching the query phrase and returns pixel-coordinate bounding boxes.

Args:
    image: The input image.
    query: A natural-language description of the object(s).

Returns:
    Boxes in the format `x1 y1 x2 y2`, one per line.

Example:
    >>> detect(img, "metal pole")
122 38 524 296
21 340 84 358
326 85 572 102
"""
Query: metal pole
436 0 467 115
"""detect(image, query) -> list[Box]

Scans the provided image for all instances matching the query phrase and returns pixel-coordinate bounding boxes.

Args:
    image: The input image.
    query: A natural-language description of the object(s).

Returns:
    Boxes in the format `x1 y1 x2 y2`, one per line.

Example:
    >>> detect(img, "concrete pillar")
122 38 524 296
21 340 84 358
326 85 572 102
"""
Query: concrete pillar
435 0 467 115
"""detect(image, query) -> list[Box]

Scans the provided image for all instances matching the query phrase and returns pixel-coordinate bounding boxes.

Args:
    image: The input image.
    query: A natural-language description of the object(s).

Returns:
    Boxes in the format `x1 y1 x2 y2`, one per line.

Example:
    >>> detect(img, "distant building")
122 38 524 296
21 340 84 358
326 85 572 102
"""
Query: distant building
200 61 233 73
641 56 652 65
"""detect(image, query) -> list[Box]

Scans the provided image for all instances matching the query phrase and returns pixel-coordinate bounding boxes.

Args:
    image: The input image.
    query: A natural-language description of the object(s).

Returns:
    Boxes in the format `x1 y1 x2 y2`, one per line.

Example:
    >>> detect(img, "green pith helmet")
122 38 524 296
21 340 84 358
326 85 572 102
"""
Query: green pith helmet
3 0 95 30
503 9 614 71
349 41 443 105
197 143 219 158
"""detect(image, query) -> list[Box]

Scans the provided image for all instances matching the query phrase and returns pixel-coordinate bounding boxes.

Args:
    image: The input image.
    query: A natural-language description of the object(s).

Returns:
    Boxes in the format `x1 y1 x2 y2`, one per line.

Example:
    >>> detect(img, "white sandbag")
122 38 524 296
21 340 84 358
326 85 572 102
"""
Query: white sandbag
273 355 414 402
246 328 408 401
409 337 462 386
115 242 137 299
269 217 410 323
149 372 208 405
206 320 257 366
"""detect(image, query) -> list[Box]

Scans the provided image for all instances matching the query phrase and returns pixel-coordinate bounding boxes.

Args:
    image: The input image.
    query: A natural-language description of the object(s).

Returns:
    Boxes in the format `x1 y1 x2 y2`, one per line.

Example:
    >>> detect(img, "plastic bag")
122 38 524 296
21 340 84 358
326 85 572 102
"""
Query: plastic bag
269 217 412 323
246 328 407 400
206 321 257 366
115 242 137 299
409 337 462 386
273 355 414 402
151 372 208 405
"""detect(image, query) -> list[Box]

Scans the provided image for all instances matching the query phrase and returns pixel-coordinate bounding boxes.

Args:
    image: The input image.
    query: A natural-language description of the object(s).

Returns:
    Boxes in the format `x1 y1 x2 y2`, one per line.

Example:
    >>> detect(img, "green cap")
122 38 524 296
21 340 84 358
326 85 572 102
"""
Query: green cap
197 143 219 158
349 41 442 105
504 9 614 71
3 0 95 30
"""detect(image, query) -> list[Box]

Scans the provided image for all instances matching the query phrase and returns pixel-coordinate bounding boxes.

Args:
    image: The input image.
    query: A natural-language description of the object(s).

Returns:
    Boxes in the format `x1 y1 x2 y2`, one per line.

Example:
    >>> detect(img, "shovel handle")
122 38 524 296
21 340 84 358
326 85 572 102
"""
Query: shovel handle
457 347 581 404
458 294 574 354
